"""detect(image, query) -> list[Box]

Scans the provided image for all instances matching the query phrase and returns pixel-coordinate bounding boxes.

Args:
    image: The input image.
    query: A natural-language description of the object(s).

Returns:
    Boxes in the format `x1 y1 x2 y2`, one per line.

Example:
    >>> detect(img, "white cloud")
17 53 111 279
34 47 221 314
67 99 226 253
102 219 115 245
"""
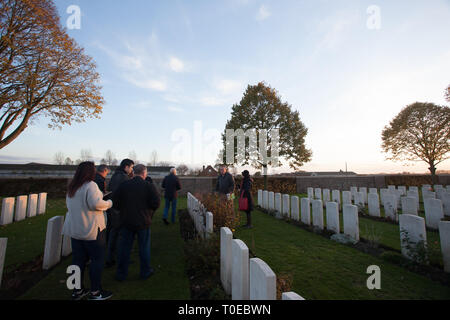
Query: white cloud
215 79 243 95
200 96 227 107
167 106 184 113
169 57 185 72
125 76 167 92
256 5 271 21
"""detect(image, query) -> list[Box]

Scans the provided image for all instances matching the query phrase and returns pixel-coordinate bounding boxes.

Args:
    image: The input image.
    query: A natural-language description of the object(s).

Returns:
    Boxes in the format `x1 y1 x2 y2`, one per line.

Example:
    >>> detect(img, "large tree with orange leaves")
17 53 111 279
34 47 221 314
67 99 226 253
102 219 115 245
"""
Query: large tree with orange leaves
0 0 104 149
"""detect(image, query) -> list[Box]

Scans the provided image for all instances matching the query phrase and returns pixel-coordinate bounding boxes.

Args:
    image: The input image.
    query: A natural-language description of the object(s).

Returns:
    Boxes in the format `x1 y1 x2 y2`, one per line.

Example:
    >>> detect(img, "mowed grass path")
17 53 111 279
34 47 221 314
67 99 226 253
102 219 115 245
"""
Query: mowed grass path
234 208 450 300
12 197 190 300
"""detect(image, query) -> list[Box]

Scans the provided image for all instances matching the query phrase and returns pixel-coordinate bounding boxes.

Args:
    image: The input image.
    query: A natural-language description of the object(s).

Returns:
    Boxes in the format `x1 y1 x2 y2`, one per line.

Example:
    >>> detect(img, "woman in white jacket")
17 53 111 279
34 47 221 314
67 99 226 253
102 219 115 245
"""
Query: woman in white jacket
62 161 113 300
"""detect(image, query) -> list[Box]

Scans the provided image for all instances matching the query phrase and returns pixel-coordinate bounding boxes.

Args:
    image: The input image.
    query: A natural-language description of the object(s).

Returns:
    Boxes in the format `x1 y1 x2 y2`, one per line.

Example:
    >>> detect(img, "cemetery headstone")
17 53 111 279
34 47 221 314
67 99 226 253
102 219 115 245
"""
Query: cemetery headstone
399 214 427 262
249 258 276 300
27 194 38 218
282 194 290 218
424 198 444 230
291 196 299 221
301 197 311 225
312 200 324 230
401 196 418 216
282 292 305 300
37 192 47 215
232 239 249 300
343 204 359 241
438 221 450 273
368 193 380 217
15 195 27 222
220 227 233 295
0 198 15 226
326 202 340 234
43 216 64 270
0 238 6 287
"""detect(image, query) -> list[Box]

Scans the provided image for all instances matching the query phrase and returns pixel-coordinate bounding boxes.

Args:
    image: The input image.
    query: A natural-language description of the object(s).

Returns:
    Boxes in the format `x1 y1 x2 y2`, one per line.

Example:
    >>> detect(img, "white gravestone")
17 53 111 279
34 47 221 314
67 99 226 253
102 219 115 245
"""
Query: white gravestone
282 194 290 218
249 258 276 300
282 292 305 300
307 187 314 200
399 214 427 261
268 192 275 211
424 198 444 230
258 190 262 206
354 192 364 208
383 194 397 221
342 191 352 206
232 239 249 300
369 188 378 194
359 187 368 204
312 200 324 230
15 195 27 222
398 186 407 196
368 193 380 217
0 198 15 226
332 190 340 207
274 193 282 218
388 185 396 193
262 191 268 210
27 194 38 218
343 204 359 241
326 202 340 234
442 193 450 217
401 196 418 216
43 216 64 270
291 196 299 221
407 189 419 207
0 238 6 287
300 198 311 225
423 191 436 202
438 221 450 273
37 193 47 215
220 227 233 295
436 189 446 201
205 212 213 239
323 189 331 206
350 187 358 201
380 188 389 206
314 188 322 200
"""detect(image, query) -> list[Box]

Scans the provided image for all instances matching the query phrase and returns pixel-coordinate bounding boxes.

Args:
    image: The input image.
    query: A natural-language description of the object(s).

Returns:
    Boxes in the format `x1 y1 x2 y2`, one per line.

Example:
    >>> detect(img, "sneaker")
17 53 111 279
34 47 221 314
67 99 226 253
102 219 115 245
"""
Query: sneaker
163 218 169 225
71 288 89 301
87 290 113 301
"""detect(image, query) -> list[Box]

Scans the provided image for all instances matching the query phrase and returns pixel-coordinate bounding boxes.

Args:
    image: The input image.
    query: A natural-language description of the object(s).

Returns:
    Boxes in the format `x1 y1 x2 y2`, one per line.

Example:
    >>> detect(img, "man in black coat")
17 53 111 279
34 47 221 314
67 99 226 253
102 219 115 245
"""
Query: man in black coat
216 165 235 196
105 159 134 268
161 168 181 225
113 164 160 281
94 165 110 194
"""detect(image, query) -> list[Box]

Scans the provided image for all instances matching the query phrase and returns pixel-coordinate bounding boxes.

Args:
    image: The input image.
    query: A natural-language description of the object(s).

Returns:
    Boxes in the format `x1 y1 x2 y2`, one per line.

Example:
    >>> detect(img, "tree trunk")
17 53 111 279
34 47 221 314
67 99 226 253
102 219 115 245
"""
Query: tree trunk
428 162 437 185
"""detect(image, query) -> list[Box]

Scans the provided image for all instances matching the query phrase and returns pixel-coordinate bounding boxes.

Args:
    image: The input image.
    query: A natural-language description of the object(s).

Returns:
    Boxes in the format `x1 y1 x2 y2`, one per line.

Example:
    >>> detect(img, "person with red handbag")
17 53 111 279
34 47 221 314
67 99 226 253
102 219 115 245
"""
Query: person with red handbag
239 170 254 228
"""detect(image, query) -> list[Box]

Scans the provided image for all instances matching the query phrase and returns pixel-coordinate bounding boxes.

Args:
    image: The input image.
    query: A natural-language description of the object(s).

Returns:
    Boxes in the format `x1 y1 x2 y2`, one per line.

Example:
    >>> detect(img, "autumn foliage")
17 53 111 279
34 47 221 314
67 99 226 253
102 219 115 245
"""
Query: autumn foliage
0 0 104 149
197 193 240 232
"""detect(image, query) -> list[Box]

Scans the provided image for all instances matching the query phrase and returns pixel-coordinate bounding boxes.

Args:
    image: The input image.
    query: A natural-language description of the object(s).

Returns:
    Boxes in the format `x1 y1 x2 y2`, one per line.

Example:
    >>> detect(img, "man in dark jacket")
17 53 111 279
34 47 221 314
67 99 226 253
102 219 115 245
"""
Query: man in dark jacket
216 165 235 196
161 168 181 225
94 165 110 193
105 159 134 268
113 164 160 281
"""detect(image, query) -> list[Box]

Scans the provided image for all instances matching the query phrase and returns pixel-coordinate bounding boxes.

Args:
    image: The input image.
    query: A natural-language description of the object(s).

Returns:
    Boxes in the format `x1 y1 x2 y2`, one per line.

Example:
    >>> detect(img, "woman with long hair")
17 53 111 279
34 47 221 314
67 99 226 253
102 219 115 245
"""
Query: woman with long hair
240 170 254 228
62 161 113 300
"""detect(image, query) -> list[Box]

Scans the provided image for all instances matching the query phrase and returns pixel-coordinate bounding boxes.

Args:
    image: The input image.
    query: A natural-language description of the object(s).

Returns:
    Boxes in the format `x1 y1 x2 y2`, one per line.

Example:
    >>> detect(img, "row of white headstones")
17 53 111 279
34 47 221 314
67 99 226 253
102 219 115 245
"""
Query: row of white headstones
0 193 48 225
258 186 450 273
220 227 304 300
187 193 213 239
0 193 50 287
187 193 304 300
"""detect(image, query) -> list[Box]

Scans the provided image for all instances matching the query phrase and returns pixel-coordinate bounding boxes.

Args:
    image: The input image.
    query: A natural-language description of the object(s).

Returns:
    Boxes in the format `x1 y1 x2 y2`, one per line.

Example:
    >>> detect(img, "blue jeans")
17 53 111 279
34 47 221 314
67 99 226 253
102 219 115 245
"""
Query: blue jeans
163 197 177 223
116 227 152 280
71 228 106 292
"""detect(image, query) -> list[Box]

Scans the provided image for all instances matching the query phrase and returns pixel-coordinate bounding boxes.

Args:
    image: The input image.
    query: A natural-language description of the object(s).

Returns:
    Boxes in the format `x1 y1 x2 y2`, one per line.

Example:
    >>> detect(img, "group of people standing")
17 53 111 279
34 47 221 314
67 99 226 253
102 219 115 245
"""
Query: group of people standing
62 161 253 300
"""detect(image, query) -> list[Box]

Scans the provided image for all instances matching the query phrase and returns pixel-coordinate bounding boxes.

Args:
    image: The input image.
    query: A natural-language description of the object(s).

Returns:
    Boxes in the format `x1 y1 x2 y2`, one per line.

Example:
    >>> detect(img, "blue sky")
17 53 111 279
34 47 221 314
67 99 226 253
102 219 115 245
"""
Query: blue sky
1 0 449 173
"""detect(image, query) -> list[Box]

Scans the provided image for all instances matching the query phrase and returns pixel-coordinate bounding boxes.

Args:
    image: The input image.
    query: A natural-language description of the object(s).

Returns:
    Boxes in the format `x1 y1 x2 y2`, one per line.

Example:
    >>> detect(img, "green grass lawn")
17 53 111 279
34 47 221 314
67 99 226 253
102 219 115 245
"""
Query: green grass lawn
4 197 190 300
234 208 450 300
